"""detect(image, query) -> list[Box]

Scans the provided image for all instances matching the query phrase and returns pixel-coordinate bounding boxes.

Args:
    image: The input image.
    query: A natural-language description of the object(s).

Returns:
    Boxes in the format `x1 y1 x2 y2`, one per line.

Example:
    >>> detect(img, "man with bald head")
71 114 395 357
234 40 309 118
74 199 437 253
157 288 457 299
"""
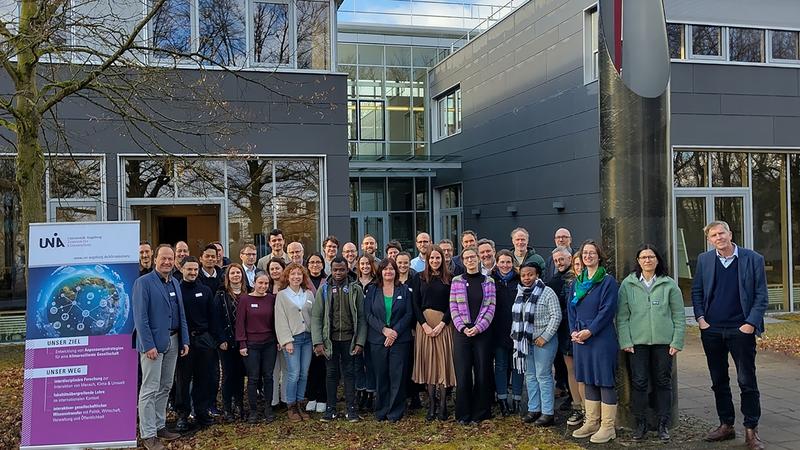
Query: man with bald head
287 241 305 266
543 228 573 283
409 232 431 273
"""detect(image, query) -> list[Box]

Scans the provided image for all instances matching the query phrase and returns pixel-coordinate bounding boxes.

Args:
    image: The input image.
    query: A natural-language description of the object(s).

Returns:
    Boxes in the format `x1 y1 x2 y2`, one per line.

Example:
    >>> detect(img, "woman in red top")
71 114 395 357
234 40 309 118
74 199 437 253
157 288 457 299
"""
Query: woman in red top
236 273 279 423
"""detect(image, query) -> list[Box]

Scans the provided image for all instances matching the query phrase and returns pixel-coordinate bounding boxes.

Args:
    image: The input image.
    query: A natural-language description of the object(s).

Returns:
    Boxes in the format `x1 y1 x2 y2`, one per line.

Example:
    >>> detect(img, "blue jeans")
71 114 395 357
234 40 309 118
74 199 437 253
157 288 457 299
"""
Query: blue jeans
525 337 558 415
355 344 376 392
494 346 523 400
284 332 313 404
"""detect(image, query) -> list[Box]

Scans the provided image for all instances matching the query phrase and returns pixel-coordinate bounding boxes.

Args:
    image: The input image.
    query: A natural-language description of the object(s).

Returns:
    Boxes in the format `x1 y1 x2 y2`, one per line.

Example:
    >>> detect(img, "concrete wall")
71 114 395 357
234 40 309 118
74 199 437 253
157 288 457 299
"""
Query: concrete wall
429 0 601 252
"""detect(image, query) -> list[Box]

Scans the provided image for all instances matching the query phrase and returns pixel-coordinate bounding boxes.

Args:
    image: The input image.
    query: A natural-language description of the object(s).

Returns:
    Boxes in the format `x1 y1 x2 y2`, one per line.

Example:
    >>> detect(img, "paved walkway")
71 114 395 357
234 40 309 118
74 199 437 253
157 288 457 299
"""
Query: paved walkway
678 330 800 450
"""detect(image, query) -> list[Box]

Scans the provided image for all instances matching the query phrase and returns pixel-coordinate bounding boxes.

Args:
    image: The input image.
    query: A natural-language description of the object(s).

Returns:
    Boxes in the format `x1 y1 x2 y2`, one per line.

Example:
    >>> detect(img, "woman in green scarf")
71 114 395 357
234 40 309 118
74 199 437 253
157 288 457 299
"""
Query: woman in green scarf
568 240 619 444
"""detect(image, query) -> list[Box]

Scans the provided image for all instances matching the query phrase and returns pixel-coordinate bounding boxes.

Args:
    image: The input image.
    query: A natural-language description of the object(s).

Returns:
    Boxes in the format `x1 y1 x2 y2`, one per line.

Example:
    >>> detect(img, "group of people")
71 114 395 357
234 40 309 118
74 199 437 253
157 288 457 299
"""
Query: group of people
134 220 768 450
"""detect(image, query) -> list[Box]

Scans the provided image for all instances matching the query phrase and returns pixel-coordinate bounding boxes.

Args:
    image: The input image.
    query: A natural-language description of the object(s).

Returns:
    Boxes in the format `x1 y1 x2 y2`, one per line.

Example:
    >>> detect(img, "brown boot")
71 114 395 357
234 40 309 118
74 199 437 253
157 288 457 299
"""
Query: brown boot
141 437 165 450
287 402 302 422
705 423 736 442
745 427 765 450
298 400 311 420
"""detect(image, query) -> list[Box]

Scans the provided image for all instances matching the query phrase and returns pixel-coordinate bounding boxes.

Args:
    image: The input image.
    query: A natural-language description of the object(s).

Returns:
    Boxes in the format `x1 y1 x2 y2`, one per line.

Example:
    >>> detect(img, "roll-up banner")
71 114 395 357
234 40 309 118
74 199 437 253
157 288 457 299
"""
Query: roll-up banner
21 222 140 449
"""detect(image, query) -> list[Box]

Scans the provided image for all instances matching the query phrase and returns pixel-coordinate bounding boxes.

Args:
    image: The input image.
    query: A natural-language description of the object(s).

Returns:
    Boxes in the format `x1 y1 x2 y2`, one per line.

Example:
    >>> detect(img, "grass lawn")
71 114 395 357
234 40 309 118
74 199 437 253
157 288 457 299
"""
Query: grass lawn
758 313 800 357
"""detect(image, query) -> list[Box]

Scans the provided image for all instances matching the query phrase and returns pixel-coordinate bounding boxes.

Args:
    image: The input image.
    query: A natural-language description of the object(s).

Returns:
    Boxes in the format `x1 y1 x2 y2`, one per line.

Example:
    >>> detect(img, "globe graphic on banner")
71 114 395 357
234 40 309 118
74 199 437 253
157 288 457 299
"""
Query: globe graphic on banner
34 265 130 338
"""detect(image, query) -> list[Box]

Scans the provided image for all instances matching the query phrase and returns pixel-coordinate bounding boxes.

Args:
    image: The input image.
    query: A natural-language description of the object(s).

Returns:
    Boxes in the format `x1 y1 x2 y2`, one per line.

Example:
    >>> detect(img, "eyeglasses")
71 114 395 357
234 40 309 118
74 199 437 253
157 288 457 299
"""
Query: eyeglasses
638 255 657 260
463 255 478 260
308 260 323 265
417 240 430 244
242 253 257 256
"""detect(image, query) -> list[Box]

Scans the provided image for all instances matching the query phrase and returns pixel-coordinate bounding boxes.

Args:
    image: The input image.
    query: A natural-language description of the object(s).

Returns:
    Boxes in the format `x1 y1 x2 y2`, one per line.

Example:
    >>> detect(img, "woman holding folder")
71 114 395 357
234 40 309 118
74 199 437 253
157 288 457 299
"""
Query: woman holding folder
411 245 456 421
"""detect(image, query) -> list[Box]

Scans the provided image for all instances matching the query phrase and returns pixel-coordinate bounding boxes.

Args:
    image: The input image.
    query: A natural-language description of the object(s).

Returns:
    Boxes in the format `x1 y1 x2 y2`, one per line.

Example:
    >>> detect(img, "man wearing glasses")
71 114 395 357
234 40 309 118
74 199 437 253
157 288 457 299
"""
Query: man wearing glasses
239 244 263 291
410 232 431 273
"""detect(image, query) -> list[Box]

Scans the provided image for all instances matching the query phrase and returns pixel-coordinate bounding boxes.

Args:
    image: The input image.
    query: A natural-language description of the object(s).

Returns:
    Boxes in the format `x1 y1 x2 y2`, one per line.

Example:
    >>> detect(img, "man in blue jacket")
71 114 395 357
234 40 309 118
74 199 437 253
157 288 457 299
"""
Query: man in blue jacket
692 220 767 450
134 244 190 450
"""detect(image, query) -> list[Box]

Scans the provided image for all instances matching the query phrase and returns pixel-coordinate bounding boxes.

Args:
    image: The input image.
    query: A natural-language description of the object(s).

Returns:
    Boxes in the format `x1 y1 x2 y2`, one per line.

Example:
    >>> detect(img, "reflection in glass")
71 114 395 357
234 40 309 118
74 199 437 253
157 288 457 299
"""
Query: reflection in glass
360 179 385 211
385 46 411 66
341 65 357 98
729 28 764 63
386 67 412 142
349 179 359 212
347 100 358 140
772 30 799 61
673 151 708 187
358 44 384 66
415 177 429 210
126 159 175 198
413 68 427 145
297 0 330 70
226 159 274 258
390 212 414 253
416 211 429 237
387 143 412 157
711 152 748 187
356 142 382 158
49 158 102 199
176 159 225 197
338 43 356 64
275 160 320 252
359 100 385 141
198 0 247 66
675 197 706 305
714 197 744 245
0 158 26 310
790 155 800 311
441 185 460 209
692 25 721 56
667 23 684 59
751 154 788 311
55 206 98 222
388 179 413 211
152 0 192 54
357 66 384 98
252 1 290 65
412 47 438 67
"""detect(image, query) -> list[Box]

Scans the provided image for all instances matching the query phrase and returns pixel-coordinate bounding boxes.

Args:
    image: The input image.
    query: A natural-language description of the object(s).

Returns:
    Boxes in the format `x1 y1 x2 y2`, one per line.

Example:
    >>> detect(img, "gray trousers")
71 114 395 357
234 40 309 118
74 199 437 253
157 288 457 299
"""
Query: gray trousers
138 334 179 438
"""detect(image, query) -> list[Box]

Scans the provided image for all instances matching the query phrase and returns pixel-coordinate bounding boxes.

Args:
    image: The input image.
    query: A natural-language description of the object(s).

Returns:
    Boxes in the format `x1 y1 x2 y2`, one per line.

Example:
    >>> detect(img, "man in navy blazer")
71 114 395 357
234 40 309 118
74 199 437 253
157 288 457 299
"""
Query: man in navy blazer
691 220 767 450
134 244 190 450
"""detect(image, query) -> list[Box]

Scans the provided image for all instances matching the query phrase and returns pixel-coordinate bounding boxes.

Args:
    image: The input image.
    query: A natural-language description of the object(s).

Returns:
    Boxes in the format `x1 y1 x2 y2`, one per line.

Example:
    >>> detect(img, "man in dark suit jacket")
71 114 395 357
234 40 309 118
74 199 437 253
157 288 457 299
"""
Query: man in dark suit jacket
691 220 767 450
134 244 190 450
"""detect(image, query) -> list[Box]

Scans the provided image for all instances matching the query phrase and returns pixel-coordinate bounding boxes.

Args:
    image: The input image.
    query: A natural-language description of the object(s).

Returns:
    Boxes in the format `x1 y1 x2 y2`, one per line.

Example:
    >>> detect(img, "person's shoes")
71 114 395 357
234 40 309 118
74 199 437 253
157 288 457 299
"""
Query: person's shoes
522 411 542 424
321 407 337 422
247 411 260 424
175 416 189 432
356 390 367 411
388 417 401 423
572 400 601 438
272 401 287 412
197 414 215 428
632 416 648 441
512 399 522 415
316 402 327 413
287 403 302 422
156 427 180 441
365 392 375 411
457 419 472 426
559 397 573 411
141 437 165 450
306 400 317 412
437 394 449 421
263 405 276 424
705 423 736 442
589 403 617 444
409 394 423 410
658 417 670 441
534 414 554 427
745 427 765 450
497 399 511 417
567 408 584 426
208 406 222 417
223 408 235 422
298 401 311 420
346 408 361 423
426 398 437 421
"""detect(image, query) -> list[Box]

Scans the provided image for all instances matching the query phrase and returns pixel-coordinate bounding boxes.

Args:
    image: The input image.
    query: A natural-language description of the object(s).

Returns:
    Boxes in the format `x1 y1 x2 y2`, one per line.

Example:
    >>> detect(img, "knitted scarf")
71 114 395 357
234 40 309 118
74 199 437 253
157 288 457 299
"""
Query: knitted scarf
570 266 606 306
510 278 545 373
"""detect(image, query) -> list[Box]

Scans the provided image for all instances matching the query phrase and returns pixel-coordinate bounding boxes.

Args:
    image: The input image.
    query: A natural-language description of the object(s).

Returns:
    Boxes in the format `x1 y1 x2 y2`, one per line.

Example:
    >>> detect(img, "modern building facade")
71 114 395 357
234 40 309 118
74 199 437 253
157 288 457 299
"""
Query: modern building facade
429 0 800 312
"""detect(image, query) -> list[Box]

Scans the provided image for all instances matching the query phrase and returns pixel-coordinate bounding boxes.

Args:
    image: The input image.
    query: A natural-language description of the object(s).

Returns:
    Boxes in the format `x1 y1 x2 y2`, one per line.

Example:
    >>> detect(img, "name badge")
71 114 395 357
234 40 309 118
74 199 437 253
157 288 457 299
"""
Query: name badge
195 292 203 297
251 303 259 308
652 300 660 305
397 295 403 300
169 292 176 297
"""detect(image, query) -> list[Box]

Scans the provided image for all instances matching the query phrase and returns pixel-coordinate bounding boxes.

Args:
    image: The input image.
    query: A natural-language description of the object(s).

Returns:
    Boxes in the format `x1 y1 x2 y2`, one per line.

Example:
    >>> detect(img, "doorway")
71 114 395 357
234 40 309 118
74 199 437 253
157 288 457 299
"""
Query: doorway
131 204 221 256
350 212 389 259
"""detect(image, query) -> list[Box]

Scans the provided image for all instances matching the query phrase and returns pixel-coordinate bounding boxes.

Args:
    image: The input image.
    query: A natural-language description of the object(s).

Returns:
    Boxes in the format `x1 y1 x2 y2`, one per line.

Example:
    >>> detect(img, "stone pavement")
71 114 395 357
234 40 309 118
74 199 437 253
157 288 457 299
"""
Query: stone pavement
678 330 800 450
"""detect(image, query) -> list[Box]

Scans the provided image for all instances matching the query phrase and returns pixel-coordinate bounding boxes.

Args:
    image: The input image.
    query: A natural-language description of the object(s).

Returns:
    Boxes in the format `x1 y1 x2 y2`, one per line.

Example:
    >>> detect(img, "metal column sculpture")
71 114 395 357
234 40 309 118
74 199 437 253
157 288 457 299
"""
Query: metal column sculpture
597 0 675 429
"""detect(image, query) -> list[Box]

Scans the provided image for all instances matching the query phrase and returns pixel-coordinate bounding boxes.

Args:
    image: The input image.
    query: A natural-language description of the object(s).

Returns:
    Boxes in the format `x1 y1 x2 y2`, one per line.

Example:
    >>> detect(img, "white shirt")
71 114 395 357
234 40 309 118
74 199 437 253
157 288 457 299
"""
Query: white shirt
202 267 217 278
286 287 307 309
244 264 257 286
716 244 739 269
639 274 656 290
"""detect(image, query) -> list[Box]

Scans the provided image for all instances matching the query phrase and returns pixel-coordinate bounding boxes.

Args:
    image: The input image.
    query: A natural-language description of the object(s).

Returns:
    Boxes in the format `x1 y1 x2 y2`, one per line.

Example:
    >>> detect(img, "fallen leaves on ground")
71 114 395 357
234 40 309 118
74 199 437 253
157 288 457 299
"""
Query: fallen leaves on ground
758 313 800 358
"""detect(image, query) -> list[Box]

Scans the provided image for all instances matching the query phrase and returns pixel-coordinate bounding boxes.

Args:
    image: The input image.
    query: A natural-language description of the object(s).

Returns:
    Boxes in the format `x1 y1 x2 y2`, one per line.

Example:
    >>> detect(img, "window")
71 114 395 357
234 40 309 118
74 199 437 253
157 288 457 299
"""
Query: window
667 23 685 59
690 25 722 58
198 0 247 66
296 0 330 70
772 30 799 61
359 100 385 141
434 87 461 140
583 6 599 83
151 0 192 55
47 157 105 222
252 1 291 65
729 27 764 63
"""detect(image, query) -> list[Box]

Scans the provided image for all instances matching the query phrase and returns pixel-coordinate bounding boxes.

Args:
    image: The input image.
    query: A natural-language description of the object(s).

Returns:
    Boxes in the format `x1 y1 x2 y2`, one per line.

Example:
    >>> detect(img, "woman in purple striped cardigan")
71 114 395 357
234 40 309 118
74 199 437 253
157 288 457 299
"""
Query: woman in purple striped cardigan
449 246 497 425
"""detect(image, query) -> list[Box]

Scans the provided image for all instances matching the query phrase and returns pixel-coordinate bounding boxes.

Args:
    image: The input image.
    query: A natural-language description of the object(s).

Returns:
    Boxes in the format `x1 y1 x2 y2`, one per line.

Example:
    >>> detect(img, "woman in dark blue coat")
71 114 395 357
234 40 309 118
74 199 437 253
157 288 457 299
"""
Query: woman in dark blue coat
366 258 414 422
568 240 618 444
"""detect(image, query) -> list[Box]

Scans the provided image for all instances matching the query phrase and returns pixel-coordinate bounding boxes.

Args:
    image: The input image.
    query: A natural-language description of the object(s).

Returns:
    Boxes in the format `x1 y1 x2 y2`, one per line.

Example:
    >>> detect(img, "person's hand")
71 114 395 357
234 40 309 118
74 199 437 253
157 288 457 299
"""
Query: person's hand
698 317 711 330
576 329 592 342
351 345 363 356
383 327 398 340
277 343 282 351
739 323 755 335
314 344 324 356
180 345 189 357
422 323 434 337
284 342 294 354
145 348 158 360
622 347 634 353
240 348 248 357
465 327 478 337
219 342 228 351
431 323 444 337
534 337 546 348
669 347 680 356
384 336 395 347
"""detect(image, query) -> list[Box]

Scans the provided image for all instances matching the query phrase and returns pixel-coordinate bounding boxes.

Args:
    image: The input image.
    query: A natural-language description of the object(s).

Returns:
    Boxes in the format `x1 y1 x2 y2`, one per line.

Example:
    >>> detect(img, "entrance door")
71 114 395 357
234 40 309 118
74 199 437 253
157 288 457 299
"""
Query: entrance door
675 192 751 304
350 212 389 259
131 204 221 256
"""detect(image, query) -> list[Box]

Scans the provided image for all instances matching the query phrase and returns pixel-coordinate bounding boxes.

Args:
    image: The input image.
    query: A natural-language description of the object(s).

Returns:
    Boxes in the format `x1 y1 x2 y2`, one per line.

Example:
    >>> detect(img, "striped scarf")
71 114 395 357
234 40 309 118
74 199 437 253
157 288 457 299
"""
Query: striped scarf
510 278 545 373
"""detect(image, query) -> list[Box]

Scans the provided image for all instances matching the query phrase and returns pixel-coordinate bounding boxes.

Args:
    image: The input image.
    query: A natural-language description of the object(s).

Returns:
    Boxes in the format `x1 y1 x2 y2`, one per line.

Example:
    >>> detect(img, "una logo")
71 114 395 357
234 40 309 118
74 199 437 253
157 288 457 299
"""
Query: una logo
39 233 65 249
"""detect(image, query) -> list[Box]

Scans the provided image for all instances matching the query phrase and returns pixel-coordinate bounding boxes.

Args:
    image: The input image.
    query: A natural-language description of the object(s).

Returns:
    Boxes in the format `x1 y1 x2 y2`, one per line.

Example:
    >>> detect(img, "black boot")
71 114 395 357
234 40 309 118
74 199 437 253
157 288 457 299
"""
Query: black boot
175 414 189 432
632 416 648 441
658 417 670 441
437 387 449 421
365 392 375 412
426 386 437 421
497 399 510 417
356 390 366 412
263 404 275 423
409 393 423 410
512 399 522 416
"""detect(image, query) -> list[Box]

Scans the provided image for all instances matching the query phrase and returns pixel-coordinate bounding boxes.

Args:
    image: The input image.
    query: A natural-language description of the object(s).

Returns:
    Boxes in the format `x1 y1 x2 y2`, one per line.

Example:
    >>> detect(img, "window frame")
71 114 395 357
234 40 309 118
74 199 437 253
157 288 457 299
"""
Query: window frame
250 0 294 68
688 24 726 61
768 29 800 64
667 23 686 60
727 26 765 64
432 85 461 142
357 99 386 142
45 155 107 222
582 4 599 85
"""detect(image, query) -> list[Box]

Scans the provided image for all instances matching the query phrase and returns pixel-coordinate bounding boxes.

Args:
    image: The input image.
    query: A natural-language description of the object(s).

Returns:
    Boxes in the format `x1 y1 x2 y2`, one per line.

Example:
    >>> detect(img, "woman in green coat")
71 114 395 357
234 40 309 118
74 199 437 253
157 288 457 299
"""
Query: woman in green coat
617 244 685 442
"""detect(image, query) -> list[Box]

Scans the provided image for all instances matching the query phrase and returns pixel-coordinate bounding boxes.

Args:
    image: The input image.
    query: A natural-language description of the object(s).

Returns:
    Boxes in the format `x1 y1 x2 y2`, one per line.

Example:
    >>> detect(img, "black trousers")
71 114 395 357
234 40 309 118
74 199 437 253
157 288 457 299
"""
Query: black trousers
175 337 215 419
701 326 761 429
453 330 493 422
326 340 356 410
371 341 410 421
628 344 673 418
244 341 277 414
220 346 245 409
307 353 328 403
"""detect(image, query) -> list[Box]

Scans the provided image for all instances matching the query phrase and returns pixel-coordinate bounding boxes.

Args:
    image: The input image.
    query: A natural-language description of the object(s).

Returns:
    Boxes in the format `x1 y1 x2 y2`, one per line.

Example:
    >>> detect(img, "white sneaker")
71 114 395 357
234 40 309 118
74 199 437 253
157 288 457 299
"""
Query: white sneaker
306 401 317 412
316 402 326 413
